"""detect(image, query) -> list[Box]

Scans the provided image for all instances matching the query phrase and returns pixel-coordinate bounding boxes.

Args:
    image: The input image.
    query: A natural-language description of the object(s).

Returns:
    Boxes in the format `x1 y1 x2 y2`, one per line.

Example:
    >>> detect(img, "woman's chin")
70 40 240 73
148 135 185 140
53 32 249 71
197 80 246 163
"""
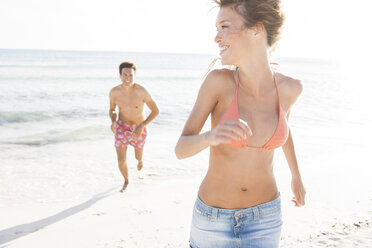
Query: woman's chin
220 59 234 67
220 58 229 66
219 55 234 66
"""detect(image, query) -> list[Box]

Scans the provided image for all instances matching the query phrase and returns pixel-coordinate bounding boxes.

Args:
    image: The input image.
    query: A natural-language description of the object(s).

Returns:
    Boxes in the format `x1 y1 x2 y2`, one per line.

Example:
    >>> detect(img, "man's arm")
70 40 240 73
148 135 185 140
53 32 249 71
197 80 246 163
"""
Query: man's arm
109 90 117 133
133 88 159 138
142 92 159 126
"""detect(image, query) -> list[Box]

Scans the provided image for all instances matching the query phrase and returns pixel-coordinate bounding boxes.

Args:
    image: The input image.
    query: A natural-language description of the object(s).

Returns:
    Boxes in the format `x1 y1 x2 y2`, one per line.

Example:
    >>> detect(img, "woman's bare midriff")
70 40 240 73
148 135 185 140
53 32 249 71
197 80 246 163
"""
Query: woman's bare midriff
198 145 279 209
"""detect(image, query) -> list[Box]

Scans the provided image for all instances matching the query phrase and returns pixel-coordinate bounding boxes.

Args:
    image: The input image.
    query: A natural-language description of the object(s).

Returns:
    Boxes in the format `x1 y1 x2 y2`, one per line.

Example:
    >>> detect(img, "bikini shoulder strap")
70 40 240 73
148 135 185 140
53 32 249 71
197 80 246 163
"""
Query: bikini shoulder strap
233 69 239 96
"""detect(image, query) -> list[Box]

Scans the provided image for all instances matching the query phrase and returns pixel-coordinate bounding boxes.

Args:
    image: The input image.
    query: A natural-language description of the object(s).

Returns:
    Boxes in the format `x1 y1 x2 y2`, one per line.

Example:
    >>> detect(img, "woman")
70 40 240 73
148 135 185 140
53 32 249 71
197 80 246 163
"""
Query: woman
175 0 306 247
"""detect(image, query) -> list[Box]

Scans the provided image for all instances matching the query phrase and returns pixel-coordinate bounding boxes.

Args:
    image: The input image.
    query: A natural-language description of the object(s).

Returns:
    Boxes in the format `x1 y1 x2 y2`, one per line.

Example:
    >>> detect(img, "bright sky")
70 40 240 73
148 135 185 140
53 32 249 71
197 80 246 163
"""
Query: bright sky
0 0 371 59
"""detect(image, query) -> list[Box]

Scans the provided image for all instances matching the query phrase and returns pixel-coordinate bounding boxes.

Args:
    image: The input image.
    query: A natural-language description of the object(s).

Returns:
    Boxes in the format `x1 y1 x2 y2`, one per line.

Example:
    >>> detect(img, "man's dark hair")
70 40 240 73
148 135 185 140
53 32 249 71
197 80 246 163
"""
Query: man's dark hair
119 61 136 74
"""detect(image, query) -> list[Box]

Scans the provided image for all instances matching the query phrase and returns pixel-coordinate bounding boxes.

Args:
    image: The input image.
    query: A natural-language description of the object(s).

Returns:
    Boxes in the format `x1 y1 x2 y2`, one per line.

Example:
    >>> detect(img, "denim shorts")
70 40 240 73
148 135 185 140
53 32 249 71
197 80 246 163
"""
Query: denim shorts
189 194 282 248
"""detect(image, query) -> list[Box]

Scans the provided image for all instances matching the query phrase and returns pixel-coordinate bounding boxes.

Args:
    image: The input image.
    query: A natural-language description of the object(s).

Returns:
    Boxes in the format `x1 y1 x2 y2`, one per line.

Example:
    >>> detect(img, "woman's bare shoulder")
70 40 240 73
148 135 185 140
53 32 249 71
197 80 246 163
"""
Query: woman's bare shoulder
203 69 236 91
276 72 303 103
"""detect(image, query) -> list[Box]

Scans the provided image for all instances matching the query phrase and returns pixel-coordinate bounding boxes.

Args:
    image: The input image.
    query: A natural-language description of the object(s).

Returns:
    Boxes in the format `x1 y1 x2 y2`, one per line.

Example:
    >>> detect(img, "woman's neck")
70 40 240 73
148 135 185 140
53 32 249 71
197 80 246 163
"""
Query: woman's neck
235 52 274 98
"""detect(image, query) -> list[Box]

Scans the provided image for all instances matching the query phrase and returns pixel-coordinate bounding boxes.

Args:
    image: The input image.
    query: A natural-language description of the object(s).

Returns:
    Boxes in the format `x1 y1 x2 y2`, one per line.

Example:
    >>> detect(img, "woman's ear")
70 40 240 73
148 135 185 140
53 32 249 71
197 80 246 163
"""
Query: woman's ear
252 22 265 37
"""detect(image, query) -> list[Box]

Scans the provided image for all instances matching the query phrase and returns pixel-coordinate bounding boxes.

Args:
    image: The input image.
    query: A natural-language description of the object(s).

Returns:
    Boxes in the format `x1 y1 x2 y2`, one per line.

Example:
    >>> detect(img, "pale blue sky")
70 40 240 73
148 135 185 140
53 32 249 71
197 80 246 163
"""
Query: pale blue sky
0 0 371 59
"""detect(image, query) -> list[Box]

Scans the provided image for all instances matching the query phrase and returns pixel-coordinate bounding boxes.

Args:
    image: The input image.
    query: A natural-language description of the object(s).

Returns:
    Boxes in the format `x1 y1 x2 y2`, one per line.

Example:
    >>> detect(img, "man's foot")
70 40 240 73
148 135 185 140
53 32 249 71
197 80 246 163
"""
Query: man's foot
137 170 145 180
120 181 128 192
137 161 143 171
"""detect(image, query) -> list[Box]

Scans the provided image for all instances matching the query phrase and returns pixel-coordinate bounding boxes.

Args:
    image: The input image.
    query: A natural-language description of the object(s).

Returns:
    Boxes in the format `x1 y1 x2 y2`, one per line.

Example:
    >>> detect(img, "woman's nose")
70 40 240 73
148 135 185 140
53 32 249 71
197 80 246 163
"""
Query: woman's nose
214 31 222 44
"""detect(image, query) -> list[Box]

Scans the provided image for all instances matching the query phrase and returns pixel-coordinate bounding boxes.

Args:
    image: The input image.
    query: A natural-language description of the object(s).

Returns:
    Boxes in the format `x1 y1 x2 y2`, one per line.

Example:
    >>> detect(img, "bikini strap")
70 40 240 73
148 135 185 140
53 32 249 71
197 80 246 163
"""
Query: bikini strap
234 70 239 98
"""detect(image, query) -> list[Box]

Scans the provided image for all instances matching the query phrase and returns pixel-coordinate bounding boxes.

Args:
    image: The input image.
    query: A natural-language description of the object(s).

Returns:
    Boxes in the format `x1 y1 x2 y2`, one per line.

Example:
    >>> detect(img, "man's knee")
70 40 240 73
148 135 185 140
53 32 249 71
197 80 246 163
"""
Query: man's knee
117 156 127 165
116 147 127 162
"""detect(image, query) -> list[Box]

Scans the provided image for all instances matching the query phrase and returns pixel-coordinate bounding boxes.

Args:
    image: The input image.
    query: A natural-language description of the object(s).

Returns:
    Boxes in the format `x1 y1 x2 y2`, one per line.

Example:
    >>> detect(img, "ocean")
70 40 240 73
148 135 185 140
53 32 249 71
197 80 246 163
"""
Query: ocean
0 49 371 243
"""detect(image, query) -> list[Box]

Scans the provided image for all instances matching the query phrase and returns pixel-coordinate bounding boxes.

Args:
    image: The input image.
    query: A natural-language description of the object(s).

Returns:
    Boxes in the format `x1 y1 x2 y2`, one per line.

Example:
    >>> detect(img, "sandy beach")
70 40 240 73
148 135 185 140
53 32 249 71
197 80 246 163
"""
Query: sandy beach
1 174 371 248
0 175 199 248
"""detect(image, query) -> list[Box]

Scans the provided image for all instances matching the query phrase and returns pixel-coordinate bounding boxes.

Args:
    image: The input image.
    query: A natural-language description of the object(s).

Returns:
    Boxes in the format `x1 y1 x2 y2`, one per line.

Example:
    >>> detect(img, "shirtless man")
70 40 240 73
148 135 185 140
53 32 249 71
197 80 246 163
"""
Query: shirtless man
109 62 159 192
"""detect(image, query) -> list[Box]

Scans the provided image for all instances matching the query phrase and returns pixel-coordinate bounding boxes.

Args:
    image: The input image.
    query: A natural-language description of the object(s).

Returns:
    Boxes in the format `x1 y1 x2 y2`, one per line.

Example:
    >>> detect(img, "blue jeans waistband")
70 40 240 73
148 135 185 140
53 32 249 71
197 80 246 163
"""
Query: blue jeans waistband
194 193 281 220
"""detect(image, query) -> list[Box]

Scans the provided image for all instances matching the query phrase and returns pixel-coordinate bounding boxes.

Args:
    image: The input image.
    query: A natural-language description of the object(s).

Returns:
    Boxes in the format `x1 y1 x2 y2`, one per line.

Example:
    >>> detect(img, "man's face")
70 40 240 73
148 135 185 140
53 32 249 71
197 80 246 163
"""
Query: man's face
120 68 135 86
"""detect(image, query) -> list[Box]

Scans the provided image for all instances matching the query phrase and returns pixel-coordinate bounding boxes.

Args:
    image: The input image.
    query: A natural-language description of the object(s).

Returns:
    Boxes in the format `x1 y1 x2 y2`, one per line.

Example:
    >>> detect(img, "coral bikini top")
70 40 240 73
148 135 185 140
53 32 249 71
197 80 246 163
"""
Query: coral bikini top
219 71 289 150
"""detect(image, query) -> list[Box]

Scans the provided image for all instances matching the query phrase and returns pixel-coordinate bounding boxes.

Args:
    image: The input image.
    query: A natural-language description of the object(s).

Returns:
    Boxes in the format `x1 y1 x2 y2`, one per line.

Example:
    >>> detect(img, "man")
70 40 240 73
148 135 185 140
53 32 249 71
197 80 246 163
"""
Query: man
109 62 159 192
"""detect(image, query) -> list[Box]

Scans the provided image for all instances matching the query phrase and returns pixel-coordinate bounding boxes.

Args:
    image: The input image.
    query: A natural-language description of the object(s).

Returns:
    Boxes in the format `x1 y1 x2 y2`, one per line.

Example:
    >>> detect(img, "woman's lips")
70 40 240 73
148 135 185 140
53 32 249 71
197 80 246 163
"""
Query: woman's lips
219 45 229 55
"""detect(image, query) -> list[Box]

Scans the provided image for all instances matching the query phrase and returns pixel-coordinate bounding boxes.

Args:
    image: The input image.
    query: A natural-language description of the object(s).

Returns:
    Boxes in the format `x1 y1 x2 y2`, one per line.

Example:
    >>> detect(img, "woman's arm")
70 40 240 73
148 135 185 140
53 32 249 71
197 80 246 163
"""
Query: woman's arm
282 78 306 207
175 130 212 159
175 70 250 159
175 70 221 159
282 127 306 206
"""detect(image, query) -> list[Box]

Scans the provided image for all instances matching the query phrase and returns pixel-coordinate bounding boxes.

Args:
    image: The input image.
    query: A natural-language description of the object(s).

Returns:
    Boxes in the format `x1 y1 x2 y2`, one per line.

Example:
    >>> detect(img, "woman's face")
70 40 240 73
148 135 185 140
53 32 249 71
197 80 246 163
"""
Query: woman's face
215 7 256 65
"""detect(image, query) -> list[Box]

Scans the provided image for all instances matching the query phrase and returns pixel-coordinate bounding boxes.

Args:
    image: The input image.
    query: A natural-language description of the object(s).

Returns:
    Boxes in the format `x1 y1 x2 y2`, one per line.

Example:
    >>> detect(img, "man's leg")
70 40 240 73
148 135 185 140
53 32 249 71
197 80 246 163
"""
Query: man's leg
116 146 129 192
135 149 143 171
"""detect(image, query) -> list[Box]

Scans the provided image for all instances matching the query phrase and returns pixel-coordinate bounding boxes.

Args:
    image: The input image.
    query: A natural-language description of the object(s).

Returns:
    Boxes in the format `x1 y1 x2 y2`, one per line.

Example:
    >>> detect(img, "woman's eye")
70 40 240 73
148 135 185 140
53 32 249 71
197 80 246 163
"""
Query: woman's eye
216 25 228 32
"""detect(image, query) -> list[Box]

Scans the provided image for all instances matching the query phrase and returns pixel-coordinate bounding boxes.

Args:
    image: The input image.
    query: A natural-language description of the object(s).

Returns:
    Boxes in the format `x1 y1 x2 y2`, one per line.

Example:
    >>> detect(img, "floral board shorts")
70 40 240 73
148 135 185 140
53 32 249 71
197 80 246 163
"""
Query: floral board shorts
114 120 147 150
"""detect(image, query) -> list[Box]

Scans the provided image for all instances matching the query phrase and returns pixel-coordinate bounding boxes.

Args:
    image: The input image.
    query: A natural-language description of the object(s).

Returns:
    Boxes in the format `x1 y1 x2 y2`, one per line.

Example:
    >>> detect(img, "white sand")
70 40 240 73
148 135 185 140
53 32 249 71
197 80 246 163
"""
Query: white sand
1 176 371 248
281 220 372 247
0 177 199 248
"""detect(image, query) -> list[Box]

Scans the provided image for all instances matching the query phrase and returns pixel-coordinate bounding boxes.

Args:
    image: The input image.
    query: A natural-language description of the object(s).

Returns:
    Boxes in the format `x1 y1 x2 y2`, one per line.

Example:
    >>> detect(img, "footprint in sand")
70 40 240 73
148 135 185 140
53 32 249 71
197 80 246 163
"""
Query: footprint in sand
93 212 106 216
145 173 160 177
330 237 341 241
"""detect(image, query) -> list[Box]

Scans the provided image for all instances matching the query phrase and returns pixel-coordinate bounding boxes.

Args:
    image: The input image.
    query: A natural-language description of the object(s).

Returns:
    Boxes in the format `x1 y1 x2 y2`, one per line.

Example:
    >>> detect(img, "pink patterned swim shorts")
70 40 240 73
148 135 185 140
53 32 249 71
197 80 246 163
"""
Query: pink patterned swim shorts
115 120 147 150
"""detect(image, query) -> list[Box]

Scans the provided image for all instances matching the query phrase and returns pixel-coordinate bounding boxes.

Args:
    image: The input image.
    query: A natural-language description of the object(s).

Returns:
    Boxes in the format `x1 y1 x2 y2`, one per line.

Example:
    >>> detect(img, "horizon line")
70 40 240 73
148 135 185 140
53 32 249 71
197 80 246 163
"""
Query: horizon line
0 47 332 63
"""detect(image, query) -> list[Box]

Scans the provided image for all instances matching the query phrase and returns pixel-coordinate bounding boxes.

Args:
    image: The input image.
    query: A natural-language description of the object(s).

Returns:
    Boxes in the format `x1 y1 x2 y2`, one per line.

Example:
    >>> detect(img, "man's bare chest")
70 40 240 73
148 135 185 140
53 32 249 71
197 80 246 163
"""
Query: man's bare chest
115 92 144 110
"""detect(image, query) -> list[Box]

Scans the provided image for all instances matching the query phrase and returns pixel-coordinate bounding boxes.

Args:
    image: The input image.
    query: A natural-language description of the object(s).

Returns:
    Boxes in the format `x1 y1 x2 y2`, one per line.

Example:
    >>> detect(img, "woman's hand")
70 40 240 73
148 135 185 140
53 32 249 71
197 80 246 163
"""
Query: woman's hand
291 176 306 207
206 119 252 146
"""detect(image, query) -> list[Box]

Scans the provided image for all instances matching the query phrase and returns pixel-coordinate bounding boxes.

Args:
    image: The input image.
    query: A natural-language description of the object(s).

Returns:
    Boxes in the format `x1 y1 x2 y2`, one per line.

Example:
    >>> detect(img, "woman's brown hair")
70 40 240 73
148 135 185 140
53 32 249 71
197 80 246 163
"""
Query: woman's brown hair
214 0 285 47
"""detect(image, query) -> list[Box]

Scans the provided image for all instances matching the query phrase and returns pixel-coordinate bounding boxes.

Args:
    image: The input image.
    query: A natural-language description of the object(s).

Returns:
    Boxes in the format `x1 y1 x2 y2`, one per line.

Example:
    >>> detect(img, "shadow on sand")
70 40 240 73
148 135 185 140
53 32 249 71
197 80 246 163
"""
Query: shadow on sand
0 187 118 245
